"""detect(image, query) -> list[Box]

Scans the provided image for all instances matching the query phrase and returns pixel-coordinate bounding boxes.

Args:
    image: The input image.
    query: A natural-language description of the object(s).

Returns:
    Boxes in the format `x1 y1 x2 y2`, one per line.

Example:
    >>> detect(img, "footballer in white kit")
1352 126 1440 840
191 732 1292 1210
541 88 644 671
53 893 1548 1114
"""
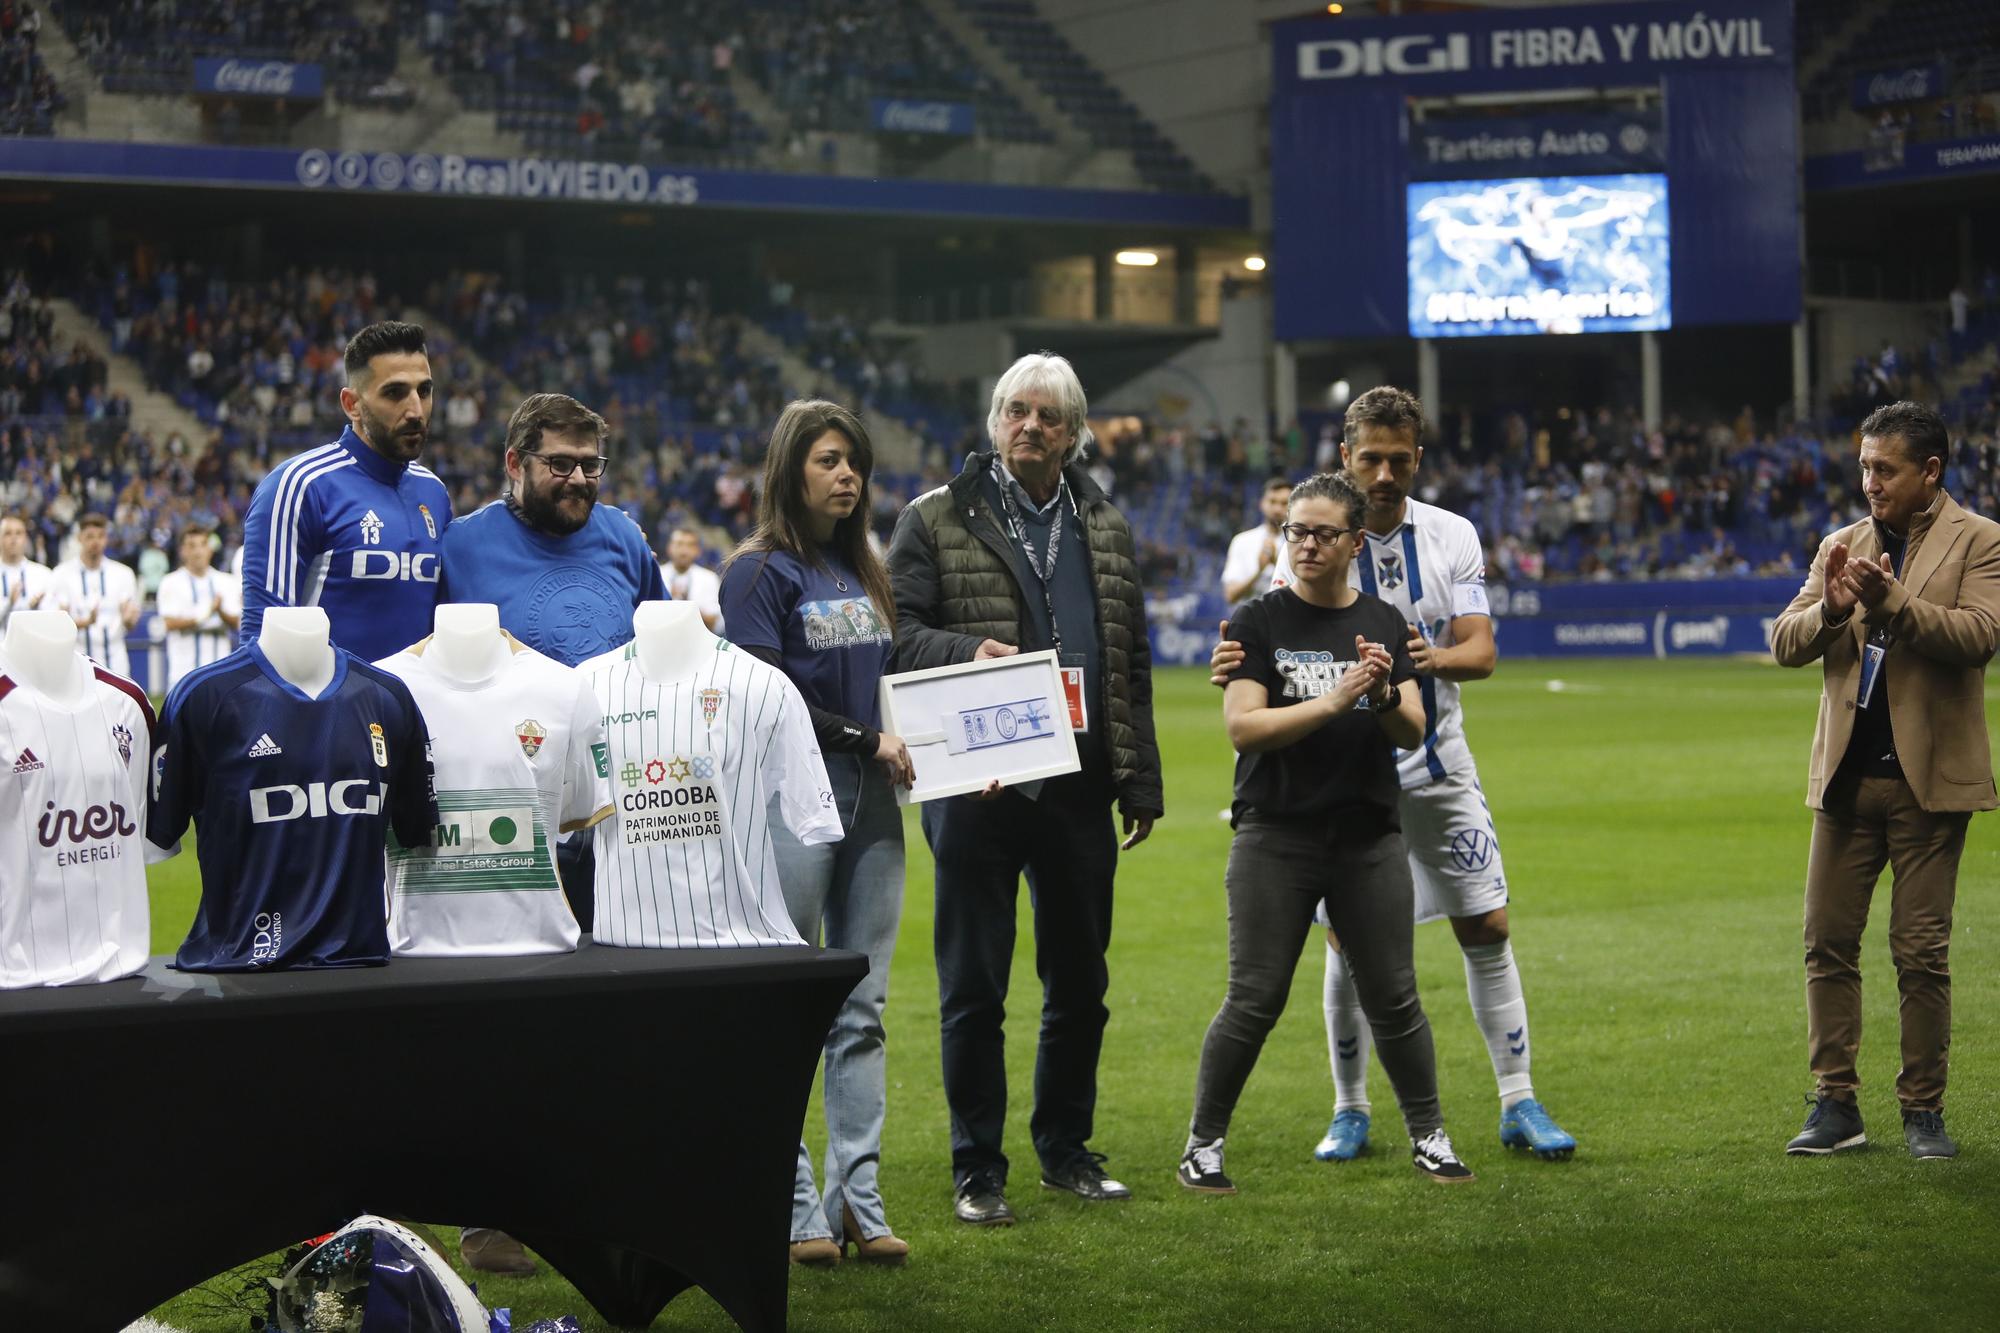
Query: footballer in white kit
377 634 614 956
0 656 156 987
49 516 142 680
583 637 840 949
0 512 55 634
1258 387 1575 1162
157 528 243 693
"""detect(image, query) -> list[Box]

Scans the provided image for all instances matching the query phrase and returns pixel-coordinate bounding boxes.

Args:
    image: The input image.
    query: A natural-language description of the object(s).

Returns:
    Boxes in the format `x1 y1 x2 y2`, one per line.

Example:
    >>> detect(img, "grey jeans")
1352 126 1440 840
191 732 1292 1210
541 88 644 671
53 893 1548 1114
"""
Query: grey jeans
1191 815 1442 1141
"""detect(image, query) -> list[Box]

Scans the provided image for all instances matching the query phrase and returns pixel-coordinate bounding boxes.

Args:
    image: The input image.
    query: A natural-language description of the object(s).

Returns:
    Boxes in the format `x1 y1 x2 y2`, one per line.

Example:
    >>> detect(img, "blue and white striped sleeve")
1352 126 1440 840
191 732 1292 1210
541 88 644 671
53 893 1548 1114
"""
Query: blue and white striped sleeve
238 456 328 646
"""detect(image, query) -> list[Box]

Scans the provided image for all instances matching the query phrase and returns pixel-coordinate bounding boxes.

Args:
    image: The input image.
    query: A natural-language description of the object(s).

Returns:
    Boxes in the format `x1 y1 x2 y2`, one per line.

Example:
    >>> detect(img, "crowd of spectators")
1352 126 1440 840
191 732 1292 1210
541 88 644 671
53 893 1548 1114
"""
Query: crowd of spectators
2 1 63 135
413 0 760 166
13 240 2000 609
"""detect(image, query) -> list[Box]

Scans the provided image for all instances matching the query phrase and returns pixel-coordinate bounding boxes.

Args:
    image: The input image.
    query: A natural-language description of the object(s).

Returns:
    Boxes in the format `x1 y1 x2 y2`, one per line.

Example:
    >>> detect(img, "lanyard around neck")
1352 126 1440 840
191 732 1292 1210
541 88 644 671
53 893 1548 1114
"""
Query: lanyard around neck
990 460 1078 655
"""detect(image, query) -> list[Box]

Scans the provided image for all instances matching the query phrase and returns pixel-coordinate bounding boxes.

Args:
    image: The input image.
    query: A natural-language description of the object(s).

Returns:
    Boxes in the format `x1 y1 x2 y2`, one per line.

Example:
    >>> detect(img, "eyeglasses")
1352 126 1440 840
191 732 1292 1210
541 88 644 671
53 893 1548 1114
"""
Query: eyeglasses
1279 522 1353 546
519 451 608 479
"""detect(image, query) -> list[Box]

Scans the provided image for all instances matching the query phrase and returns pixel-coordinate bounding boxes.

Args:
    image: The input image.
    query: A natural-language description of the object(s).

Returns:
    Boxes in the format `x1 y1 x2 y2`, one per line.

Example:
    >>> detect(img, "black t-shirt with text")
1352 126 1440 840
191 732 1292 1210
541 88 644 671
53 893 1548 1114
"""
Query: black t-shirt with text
1225 587 1416 831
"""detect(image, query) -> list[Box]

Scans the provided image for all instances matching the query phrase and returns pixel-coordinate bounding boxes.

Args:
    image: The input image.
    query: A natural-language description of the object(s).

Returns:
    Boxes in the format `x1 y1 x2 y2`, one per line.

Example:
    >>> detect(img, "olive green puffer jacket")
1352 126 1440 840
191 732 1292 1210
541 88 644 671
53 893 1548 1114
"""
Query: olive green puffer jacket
886 451 1163 818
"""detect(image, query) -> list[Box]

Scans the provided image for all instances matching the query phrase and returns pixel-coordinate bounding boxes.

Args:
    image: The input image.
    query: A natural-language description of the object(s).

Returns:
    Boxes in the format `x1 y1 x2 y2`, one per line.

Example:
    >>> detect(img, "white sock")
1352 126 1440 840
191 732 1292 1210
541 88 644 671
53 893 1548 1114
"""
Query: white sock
1463 940 1534 1108
1324 943 1372 1115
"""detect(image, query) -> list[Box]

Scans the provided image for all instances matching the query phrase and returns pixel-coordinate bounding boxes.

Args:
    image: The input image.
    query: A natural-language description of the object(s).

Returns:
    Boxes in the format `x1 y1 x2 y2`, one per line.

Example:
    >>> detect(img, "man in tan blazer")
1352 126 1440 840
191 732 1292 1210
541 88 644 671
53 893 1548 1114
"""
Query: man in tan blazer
1772 400 2000 1161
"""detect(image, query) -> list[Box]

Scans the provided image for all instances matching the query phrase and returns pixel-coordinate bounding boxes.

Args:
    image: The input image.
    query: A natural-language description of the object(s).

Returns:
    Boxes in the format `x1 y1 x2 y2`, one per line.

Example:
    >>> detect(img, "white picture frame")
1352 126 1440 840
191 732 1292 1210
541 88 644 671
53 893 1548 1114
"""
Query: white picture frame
878 649 1082 805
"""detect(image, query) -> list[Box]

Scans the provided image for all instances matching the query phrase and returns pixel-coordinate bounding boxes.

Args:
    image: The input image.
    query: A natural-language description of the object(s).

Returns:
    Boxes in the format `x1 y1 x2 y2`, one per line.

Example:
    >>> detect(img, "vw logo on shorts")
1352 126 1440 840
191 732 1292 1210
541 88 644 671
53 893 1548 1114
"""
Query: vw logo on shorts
1448 828 1494 872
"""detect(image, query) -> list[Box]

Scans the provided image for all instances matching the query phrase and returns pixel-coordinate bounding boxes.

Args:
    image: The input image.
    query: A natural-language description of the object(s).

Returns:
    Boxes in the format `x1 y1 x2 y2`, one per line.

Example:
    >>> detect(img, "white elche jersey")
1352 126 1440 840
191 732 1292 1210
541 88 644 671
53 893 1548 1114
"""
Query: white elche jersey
582 637 840 949
157 566 243 692
48 558 141 678
0 655 156 987
376 635 613 957
1277 497 1489 790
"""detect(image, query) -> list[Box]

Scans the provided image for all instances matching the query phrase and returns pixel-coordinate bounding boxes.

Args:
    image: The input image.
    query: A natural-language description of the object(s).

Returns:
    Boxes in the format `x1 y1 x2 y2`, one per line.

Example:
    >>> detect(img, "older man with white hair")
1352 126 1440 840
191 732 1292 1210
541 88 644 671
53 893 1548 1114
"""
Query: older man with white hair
888 351 1164 1226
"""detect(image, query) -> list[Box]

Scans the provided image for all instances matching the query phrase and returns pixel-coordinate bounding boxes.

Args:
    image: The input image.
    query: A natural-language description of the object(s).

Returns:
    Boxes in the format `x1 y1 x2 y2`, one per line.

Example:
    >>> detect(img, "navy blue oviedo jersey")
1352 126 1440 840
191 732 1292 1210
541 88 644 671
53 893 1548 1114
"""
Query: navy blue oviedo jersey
149 643 437 971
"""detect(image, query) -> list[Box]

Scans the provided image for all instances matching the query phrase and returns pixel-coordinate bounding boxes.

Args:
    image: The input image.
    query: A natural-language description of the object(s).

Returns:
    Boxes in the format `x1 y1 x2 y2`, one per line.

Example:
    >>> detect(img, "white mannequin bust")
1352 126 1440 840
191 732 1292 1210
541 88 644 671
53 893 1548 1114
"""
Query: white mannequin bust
1 608 89 706
631 599 715 680
259 606 337 698
429 603 508 683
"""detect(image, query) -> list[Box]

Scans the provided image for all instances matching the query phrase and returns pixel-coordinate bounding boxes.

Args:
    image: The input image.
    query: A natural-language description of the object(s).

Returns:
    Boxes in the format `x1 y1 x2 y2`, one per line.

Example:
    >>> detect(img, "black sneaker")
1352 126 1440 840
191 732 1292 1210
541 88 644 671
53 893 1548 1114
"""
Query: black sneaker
1902 1109 1958 1160
1785 1094 1866 1155
1041 1151 1132 1201
1177 1136 1235 1194
953 1172 1015 1226
1411 1129 1475 1182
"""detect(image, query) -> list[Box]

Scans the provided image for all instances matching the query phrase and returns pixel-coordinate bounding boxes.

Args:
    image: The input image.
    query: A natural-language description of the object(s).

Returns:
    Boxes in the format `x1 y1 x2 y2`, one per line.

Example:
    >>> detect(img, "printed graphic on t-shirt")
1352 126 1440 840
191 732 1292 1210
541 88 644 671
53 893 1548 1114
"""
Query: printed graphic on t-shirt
801 597 890 651
614 750 724 844
394 786 549 892
1276 647 1371 705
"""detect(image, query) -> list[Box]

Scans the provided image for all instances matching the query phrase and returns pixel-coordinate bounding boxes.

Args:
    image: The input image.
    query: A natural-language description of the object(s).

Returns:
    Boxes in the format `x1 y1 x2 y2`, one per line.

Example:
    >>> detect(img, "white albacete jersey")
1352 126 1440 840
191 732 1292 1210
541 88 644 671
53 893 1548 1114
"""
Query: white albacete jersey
376 636 613 956
1276 496 1489 790
48 558 141 678
583 637 839 949
0 656 155 987
157 566 243 691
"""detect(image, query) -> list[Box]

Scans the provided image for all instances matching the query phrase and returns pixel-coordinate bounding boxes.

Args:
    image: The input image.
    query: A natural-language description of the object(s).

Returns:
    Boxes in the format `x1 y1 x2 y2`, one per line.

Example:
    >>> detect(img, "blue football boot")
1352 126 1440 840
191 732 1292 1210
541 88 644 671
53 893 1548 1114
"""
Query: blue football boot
1500 1099 1576 1160
1313 1109 1371 1162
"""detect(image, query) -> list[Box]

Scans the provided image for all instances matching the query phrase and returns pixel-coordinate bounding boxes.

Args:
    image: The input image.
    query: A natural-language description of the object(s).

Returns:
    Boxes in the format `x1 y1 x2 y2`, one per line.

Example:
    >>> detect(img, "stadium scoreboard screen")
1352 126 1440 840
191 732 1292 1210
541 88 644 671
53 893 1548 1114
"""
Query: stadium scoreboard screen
1270 0 1797 342
1407 174 1670 337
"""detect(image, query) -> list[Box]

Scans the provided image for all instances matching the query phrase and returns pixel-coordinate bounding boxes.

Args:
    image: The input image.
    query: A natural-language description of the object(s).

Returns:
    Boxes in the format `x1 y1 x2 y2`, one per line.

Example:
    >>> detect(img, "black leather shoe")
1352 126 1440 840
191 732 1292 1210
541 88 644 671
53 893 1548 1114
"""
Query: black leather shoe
1785 1093 1865 1155
953 1173 1015 1226
1903 1108 1958 1160
1040 1152 1132 1201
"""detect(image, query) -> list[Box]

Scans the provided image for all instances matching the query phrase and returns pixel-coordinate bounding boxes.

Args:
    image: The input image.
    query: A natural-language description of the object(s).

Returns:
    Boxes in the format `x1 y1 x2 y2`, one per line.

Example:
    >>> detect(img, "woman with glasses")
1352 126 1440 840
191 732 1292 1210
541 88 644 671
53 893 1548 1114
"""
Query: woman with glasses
1178 470 1472 1194
720 399 915 1268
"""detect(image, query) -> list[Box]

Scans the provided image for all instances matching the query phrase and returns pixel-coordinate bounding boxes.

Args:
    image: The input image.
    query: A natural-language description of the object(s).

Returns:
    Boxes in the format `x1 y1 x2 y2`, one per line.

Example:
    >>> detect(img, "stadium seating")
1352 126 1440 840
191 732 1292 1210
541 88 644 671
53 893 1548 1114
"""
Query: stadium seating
955 0 1213 193
1 2 64 135
50 0 398 105
1801 0 2000 128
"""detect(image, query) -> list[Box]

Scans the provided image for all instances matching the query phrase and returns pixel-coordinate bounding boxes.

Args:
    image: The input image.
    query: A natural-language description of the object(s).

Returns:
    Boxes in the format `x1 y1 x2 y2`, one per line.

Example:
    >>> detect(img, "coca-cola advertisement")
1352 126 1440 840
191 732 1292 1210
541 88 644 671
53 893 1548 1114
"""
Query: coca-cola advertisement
1851 63 1944 110
193 57 325 100
869 98 975 137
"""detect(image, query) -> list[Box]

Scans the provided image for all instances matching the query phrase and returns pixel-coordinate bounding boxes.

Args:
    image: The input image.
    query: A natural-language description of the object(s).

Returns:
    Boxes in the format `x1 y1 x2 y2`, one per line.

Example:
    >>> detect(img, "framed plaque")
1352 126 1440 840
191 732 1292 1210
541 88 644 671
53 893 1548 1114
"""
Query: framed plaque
877 649 1082 805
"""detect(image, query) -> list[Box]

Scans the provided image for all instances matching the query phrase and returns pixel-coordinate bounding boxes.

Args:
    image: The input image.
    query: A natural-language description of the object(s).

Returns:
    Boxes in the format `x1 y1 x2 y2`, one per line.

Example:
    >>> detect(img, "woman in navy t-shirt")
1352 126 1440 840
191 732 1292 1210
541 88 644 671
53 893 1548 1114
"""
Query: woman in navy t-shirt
720 399 914 1267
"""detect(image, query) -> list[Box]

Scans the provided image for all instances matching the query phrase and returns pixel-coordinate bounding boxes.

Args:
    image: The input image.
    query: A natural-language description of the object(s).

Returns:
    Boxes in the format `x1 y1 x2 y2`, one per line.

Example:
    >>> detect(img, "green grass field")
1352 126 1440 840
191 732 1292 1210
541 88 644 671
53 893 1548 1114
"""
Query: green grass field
144 658 2000 1331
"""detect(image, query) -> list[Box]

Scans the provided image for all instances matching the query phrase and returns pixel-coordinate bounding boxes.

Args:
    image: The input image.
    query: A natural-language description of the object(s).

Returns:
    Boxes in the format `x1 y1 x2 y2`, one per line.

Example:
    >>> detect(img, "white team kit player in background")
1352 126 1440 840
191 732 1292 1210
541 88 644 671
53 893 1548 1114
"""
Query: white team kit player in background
1212 385 1576 1164
0 512 55 634
584 599 841 949
156 525 242 693
661 525 724 634
376 604 614 956
0 607 158 989
49 513 142 680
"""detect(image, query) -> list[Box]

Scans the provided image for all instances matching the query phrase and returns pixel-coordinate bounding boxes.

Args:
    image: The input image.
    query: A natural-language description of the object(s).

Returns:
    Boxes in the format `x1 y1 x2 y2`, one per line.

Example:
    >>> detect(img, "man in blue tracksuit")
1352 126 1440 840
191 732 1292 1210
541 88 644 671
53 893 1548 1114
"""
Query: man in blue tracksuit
239 321 452 660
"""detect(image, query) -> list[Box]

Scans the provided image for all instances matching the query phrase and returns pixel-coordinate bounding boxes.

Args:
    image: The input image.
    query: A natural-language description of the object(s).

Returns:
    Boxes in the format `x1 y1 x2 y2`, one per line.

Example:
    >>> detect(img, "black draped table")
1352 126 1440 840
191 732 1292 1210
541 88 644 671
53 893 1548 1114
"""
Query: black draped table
0 942 867 1331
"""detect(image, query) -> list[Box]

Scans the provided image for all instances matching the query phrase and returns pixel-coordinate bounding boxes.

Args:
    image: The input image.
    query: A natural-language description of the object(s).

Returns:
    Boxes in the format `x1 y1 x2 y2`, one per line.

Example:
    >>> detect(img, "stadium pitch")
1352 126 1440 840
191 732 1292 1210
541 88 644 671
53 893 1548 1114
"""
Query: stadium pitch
143 658 2000 1331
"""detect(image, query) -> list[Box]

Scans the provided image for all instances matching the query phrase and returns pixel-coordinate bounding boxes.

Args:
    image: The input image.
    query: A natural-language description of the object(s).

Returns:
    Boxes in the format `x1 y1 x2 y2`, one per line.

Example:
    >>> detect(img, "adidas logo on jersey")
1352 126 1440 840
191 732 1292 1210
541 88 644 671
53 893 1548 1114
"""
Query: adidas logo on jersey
248 733 284 758
13 747 44 774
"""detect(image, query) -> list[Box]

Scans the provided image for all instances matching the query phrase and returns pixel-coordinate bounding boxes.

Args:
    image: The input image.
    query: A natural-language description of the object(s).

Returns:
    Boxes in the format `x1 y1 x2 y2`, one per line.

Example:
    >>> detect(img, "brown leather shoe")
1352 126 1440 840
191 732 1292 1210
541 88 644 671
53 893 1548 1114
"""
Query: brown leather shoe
459 1228 536 1275
843 1204 910 1266
789 1237 843 1267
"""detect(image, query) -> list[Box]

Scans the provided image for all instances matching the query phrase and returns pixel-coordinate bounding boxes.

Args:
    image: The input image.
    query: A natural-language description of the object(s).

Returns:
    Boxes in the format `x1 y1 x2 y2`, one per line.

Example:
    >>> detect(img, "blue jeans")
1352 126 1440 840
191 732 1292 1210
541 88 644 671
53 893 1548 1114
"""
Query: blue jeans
771 753 905 1242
